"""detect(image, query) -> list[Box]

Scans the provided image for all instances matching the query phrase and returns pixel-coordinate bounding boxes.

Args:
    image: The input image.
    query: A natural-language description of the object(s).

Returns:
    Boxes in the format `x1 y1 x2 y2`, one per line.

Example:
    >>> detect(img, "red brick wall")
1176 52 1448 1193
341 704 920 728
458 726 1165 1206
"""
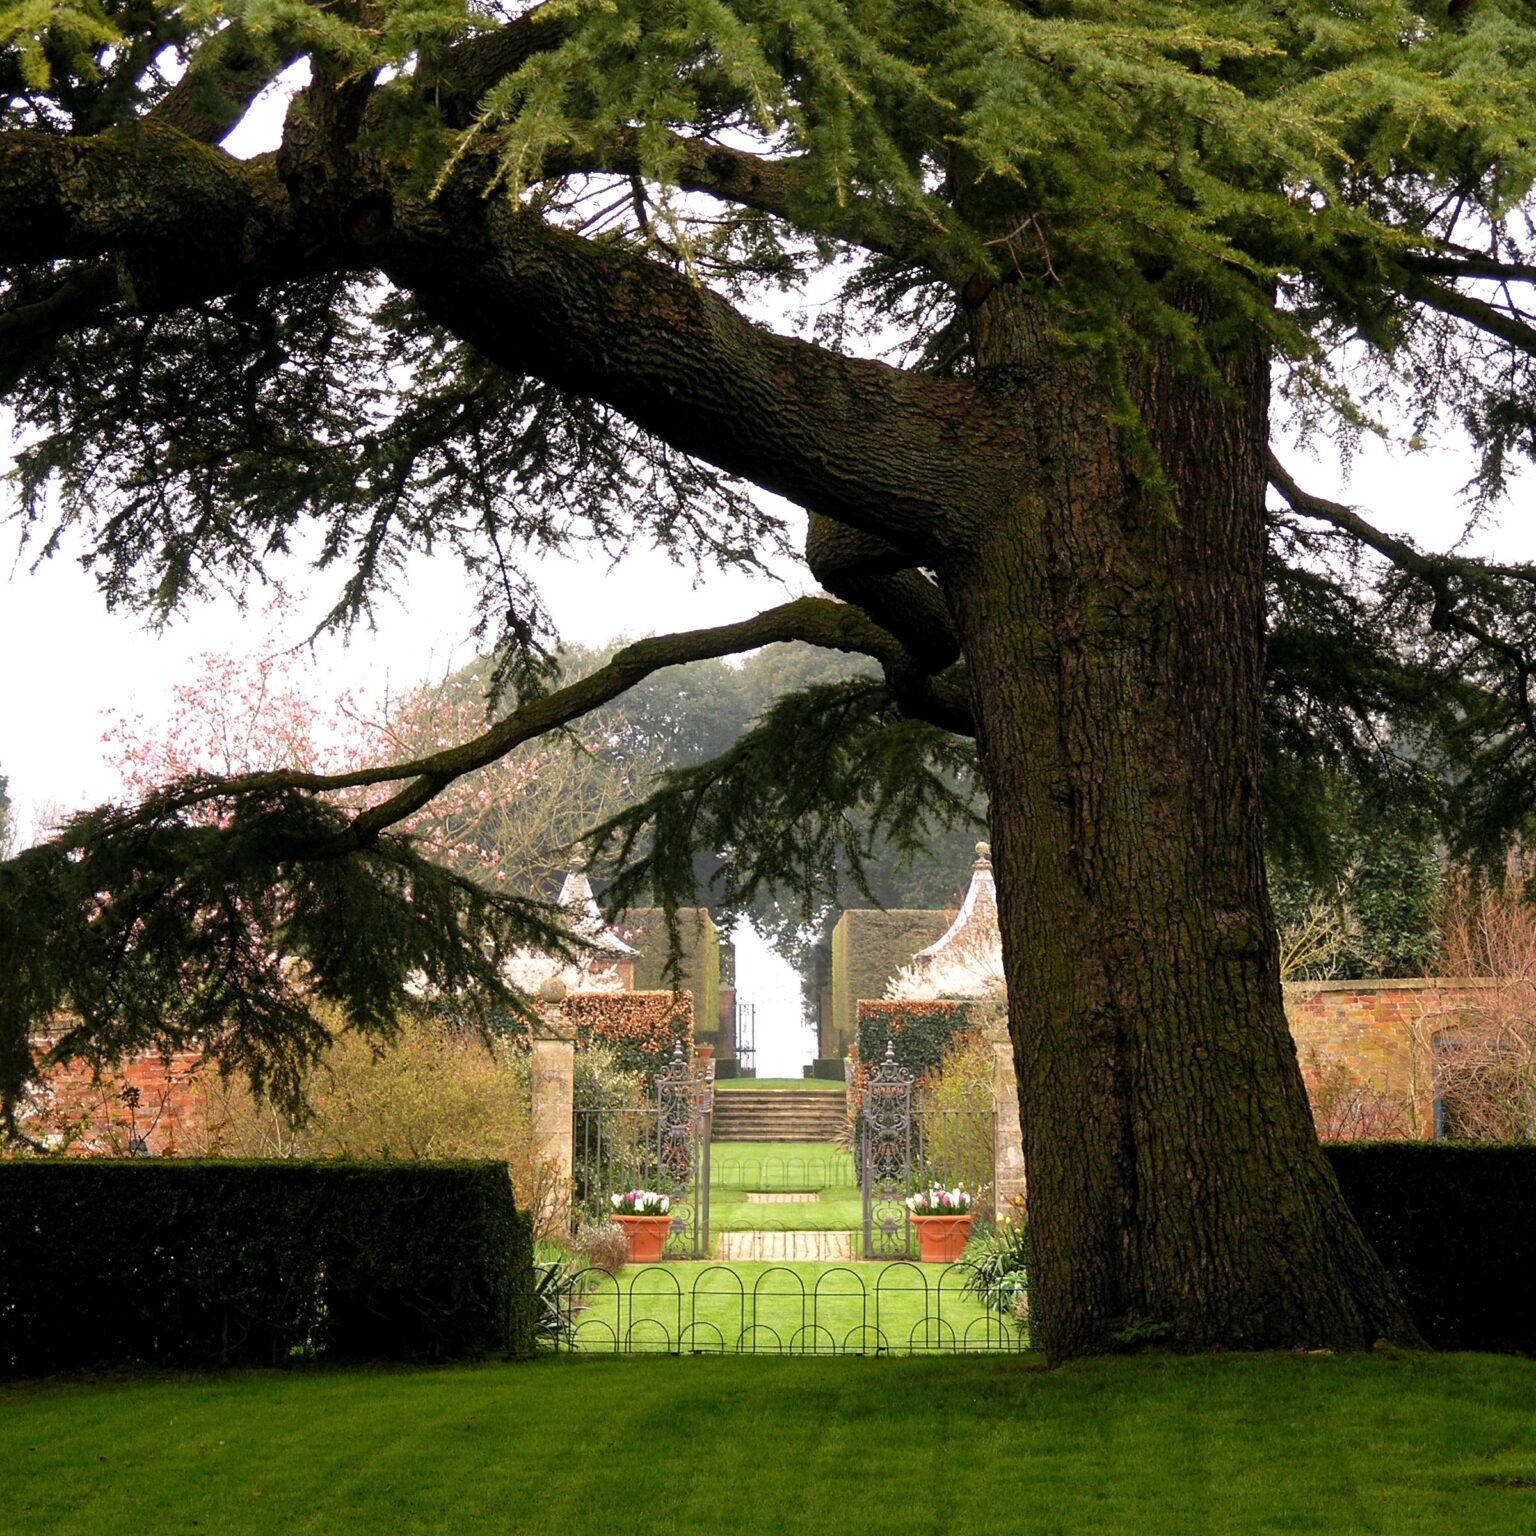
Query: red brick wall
1284 980 1493 1141
14 1040 209 1156
15 978 1490 1155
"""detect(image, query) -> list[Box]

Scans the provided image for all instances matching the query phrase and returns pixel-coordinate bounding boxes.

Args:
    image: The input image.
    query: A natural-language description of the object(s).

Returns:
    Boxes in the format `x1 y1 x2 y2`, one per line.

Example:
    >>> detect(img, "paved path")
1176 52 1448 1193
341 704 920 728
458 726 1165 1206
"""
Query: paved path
716 1230 853 1261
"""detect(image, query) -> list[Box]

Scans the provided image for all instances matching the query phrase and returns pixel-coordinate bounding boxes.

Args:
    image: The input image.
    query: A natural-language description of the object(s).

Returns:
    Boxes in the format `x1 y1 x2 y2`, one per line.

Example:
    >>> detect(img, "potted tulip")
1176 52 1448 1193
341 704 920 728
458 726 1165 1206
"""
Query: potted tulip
905 1186 975 1263
609 1190 673 1262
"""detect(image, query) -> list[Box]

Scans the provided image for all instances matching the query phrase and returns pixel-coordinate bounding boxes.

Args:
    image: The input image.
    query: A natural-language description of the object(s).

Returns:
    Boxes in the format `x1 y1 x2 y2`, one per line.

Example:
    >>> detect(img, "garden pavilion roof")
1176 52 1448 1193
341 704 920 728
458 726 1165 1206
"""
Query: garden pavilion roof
910 842 1002 981
557 865 639 956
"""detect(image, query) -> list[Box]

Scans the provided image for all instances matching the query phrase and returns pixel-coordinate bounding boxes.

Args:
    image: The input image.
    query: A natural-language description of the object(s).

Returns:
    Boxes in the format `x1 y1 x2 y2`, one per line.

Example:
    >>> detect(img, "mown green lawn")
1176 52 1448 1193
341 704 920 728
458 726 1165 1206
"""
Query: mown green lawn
710 1185 864 1232
708 1139 853 1189
7 1353 1536 1534
707 1138 861 1233
572 1259 1012 1353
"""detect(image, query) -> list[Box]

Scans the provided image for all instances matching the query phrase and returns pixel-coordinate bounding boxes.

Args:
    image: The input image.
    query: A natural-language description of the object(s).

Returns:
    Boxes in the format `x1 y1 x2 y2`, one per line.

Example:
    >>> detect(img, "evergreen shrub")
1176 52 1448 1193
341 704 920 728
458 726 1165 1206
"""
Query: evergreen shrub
856 1000 973 1084
0 1161 533 1374
1327 1145 1536 1352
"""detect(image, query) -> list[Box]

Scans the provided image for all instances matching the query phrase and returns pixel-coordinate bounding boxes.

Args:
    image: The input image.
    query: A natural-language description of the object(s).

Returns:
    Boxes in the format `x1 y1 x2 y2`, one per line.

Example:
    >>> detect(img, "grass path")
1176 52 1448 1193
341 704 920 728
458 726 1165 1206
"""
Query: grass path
707 1138 860 1234
6 1353 1536 1534
706 1142 866 1234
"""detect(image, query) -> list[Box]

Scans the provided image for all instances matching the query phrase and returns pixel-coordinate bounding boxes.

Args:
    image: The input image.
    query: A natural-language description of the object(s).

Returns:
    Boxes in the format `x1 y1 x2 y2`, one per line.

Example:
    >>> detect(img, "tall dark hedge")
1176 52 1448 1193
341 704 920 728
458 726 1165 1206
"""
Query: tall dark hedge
0 1161 534 1374
1326 1145 1536 1353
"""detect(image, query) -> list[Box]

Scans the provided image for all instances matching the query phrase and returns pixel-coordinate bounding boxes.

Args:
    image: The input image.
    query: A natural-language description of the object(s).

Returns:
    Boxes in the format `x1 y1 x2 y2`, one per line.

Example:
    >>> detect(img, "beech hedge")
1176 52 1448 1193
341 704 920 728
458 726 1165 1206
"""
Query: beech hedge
0 1160 534 1374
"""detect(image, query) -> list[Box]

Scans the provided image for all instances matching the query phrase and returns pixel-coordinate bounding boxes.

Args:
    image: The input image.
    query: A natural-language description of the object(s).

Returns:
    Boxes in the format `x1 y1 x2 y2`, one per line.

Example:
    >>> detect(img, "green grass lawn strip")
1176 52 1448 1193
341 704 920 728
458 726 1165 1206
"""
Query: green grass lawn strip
7 1354 1536 1534
707 1140 858 1230
709 1187 864 1232
709 1140 853 1186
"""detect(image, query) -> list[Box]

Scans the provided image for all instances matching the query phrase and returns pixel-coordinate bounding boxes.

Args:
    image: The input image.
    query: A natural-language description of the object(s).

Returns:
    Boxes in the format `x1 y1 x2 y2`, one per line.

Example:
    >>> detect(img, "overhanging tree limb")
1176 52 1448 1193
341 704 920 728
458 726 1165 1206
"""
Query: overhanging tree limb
385 178 994 558
147 24 303 146
1267 452 1536 741
127 595 958 858
0 127 300 270
1407 276 1536 357
538 130 958 274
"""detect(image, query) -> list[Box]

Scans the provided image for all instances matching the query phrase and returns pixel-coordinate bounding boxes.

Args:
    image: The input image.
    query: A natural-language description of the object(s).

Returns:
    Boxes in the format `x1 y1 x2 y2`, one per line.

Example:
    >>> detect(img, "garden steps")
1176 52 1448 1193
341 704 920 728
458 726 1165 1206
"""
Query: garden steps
711 1090 847 1142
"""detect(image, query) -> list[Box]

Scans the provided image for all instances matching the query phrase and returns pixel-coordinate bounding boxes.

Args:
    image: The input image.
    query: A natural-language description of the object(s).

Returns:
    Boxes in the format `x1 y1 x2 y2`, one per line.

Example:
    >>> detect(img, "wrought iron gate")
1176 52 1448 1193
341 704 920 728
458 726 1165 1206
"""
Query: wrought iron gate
860 1040 999 1260
861 1042 914 1258
573 1043 712 1258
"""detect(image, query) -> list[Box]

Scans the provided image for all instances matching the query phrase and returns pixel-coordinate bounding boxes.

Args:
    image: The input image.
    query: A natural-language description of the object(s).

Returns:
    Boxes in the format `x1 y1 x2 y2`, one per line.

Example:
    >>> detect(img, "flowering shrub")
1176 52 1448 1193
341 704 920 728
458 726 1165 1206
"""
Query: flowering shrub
905 1185 974 1215
611 1189 670 1215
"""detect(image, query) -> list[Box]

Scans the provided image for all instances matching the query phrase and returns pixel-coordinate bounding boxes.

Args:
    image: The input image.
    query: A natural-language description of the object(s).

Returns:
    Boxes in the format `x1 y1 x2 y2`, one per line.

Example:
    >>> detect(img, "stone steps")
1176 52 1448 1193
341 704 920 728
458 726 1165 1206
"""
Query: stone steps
711 1090 847 1143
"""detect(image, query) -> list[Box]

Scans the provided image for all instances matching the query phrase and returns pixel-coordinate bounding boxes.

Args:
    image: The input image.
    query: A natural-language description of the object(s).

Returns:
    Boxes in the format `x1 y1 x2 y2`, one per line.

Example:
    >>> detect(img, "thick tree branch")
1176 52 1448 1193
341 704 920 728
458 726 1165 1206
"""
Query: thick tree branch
0 126 300 271
385 180 992 558
1407 275 1536 356
0 263 117 395
805 512 962 674
1403 250 1536 285
148 26 303 146
140 596 969 859
422 4 570 129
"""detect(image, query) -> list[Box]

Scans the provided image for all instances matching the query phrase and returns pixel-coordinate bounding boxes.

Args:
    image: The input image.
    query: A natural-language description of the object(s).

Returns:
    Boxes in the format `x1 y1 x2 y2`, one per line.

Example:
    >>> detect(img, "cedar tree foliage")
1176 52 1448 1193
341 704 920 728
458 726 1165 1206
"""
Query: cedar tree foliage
6 0 1536 1357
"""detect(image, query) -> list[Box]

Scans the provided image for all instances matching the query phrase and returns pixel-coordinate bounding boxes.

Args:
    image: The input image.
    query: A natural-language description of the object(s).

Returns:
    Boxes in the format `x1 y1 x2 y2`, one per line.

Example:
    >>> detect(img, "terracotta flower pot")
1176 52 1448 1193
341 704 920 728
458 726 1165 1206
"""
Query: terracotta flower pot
613 1213 673 1263
911 1213 973 1264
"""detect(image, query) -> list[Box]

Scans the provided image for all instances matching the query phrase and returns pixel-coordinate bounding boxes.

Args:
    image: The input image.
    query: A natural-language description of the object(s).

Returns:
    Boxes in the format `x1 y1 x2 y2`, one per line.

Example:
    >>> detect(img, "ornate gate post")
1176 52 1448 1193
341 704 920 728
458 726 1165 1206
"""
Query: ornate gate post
530 978 575 1231
654 1039 711 1258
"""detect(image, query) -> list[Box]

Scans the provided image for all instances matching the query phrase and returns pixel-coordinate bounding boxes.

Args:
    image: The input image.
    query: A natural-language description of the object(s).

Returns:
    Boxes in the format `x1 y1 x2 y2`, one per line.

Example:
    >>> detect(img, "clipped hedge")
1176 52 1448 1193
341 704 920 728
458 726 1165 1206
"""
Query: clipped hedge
0 1161 534 1374
565 990 693 1080
856 999 974 1084
1326 1144 1536 1353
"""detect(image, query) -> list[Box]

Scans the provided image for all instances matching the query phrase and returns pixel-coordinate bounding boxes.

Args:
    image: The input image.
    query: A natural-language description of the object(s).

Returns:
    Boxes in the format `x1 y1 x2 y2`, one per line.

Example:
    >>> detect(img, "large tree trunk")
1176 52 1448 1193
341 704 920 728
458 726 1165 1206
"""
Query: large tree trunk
946 293 1420 1361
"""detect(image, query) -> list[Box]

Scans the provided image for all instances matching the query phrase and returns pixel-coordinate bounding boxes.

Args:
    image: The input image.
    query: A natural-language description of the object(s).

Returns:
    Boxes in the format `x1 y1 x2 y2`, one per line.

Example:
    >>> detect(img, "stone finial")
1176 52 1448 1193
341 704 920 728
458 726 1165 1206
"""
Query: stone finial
975 841 992 868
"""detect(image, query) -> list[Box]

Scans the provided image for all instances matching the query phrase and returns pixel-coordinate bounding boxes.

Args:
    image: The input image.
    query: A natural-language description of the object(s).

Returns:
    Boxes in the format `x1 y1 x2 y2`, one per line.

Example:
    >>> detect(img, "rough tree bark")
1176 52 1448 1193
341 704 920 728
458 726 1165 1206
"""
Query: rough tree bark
945 291 1420 1356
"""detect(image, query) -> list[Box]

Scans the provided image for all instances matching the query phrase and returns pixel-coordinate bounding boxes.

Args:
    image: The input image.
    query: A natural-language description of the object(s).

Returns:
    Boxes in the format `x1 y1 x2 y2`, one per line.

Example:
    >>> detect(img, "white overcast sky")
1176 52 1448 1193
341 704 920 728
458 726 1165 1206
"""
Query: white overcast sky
1 77 1530 1068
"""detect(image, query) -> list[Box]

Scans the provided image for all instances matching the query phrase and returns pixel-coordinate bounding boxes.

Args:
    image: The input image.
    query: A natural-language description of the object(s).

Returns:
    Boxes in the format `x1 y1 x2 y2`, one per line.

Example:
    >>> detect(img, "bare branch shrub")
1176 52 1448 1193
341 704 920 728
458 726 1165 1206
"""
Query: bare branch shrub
1278 899 1358 982
573 1222 629 1275
1424 873 1536 1141
1300 1049 1418 1142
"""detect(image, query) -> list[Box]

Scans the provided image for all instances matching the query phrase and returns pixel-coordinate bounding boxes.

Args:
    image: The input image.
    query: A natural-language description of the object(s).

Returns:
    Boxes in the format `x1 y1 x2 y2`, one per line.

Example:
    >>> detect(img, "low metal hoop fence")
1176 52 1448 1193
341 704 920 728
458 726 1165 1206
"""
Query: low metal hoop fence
545 1259 1031 1356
